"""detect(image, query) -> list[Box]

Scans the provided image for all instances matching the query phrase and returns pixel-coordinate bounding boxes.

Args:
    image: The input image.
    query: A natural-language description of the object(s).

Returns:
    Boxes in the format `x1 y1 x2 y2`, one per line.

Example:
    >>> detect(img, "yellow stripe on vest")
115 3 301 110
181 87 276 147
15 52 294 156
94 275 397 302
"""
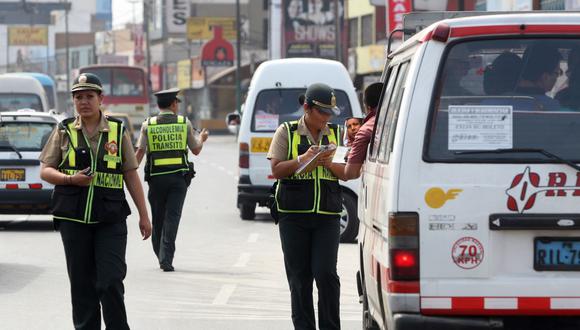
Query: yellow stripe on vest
107 121 118 169
67 122 77 167
154 158 183 166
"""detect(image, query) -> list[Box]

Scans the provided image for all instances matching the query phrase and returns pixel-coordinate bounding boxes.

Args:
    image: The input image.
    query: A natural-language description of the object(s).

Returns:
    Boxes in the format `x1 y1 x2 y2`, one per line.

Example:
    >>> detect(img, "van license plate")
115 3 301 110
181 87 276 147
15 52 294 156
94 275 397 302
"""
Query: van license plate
534 237 580 271
0 168 25 181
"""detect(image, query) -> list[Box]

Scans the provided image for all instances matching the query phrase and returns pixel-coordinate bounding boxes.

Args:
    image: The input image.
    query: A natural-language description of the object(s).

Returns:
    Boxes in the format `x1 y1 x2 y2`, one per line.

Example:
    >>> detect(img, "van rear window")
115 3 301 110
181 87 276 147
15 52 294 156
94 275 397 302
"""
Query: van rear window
251 89 353 132
426 38 580 163
0 94 42 112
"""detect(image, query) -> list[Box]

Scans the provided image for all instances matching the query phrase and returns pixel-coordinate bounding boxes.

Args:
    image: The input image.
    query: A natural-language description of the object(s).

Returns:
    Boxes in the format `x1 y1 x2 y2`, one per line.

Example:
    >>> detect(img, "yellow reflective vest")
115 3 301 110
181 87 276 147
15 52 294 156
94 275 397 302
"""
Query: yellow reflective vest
146 114 189 176
52 116 130 224
275 120 342 215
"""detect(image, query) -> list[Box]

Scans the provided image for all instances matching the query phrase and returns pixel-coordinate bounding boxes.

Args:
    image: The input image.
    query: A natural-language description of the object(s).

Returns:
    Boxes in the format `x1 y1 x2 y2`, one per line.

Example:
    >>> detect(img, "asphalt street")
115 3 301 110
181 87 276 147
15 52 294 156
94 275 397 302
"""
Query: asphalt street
0 134 362 330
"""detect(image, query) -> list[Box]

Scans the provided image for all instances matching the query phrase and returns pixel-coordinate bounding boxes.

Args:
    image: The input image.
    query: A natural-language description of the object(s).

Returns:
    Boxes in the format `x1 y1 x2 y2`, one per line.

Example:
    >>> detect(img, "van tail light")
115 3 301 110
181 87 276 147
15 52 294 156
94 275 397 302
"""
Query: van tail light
29 183 43 189
389 212 419 281
432 23 451 43
5 184 18 189
239 142 249 169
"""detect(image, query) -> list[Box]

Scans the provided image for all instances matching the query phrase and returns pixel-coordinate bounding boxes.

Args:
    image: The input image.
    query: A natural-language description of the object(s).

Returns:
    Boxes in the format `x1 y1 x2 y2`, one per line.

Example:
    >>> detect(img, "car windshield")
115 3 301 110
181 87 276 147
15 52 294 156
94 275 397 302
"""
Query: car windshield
0 94 42 112
426 38 580 162
251 89 353 132
0 121 55 151
87 68 145 97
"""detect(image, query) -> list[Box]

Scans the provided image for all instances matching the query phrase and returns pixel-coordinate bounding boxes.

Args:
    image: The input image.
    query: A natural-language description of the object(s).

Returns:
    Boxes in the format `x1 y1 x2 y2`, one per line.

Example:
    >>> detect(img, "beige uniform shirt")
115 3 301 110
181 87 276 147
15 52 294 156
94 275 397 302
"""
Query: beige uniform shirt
39 112 138 172
267 116 331 161
136 110 201 152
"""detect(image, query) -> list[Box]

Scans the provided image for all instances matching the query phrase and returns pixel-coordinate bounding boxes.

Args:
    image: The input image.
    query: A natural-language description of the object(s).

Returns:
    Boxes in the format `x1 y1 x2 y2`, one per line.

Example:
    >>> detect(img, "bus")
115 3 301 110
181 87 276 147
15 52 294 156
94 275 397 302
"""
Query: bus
78 65 150 128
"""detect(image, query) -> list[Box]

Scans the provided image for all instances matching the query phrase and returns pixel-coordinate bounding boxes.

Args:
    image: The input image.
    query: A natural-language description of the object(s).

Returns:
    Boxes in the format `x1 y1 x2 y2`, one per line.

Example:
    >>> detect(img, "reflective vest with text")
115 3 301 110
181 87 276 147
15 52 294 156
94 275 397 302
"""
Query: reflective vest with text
146 114 189 176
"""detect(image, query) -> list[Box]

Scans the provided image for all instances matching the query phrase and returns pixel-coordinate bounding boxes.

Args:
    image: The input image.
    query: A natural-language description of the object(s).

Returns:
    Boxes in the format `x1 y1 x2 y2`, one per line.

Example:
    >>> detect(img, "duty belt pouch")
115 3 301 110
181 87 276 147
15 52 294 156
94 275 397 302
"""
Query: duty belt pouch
184 161 196 187
268 181 279 224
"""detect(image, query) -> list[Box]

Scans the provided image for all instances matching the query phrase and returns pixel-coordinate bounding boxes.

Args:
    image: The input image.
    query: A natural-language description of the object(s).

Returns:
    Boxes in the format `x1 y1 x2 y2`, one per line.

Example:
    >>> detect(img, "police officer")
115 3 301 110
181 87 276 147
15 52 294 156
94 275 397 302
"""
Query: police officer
135 88 209 272
267 83 347 330
39 73 152 330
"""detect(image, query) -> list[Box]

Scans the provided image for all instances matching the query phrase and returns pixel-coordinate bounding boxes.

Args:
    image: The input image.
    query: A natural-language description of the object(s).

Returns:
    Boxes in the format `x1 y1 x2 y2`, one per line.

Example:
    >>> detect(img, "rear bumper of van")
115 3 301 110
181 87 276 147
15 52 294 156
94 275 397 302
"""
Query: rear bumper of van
237 182 270 207
0 189 52 214
393 314 503 329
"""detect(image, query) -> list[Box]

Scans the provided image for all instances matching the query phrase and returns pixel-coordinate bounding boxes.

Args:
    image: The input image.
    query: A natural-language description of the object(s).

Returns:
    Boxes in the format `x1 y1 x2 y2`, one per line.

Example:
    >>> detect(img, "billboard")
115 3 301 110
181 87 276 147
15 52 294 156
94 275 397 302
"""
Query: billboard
388 0 411 35
282 0 344 59
187 17 237 41
167 0 190 34
8 27 48 46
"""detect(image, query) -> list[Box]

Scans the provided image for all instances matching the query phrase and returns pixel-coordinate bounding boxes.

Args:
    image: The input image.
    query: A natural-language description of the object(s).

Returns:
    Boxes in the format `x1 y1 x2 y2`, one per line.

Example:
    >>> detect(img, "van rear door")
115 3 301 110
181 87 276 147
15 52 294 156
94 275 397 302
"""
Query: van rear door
412 37 580 316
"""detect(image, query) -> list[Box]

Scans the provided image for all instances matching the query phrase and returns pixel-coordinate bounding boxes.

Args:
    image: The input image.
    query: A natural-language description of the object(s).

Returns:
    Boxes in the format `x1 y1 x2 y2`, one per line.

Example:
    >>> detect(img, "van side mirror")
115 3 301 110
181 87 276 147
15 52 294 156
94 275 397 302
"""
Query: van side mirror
226 112 241 135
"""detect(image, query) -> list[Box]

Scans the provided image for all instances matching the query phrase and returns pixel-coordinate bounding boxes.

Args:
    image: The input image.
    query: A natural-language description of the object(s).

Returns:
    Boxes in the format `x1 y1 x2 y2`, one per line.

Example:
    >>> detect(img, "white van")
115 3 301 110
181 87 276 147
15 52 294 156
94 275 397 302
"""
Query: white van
235 58 363 242
0 75 49 113
358 13 580 329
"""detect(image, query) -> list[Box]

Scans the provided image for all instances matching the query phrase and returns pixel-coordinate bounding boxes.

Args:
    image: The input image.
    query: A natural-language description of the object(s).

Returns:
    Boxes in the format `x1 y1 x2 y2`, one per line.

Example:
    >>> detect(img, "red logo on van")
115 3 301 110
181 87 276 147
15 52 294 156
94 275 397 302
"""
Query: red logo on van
506 167 580 213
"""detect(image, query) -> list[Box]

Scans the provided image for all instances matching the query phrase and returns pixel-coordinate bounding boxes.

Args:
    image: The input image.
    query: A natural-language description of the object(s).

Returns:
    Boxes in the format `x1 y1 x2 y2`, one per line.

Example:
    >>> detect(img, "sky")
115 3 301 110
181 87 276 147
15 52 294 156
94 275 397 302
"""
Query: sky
112 0 143 29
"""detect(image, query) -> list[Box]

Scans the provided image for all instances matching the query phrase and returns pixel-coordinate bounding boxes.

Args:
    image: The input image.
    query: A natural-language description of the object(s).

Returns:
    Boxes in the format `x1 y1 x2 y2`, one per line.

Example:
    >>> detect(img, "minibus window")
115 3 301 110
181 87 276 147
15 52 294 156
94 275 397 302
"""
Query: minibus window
370 65 399 162
426 38 580 163
379 61 409 164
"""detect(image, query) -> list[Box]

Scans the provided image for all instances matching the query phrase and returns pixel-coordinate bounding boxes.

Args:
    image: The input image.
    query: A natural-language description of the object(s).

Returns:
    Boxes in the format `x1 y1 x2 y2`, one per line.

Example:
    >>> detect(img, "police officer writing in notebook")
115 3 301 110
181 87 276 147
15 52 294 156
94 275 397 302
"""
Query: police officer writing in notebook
135 88 209 272
39 73 152 330
268 83 348 330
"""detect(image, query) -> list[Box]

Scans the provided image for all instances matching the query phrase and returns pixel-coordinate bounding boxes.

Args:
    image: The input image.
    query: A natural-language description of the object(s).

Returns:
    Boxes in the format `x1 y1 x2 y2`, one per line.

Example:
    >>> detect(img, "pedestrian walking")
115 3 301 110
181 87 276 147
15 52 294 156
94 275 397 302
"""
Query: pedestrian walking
39 72 152 330
135 88 209 272
268 83 347 330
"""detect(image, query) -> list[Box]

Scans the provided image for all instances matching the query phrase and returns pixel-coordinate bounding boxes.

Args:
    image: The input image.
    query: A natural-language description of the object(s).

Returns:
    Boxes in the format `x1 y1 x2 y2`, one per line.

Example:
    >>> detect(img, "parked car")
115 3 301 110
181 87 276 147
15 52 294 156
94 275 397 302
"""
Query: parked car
358 12 580 330
0 75 49 113
0 110 59 214
234 58 363 242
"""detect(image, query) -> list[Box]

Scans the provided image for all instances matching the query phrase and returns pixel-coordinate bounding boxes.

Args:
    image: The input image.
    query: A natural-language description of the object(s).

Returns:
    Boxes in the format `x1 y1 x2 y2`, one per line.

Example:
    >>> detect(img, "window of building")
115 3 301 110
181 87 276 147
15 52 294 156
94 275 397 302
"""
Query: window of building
348 17 358 49
361 14 373 46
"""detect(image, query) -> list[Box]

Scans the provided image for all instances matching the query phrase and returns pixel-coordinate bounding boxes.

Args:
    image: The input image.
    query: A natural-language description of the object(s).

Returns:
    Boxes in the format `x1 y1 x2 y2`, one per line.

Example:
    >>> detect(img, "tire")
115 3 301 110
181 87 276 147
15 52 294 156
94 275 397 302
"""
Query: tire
240 203 256 220
339 192 359 243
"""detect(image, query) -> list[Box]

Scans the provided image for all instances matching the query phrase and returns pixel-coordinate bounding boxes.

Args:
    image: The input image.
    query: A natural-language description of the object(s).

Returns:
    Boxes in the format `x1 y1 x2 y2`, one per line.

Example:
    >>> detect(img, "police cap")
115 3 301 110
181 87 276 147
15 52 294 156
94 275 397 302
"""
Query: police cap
305 83 340 116
71 73 103 93
154 87 182 104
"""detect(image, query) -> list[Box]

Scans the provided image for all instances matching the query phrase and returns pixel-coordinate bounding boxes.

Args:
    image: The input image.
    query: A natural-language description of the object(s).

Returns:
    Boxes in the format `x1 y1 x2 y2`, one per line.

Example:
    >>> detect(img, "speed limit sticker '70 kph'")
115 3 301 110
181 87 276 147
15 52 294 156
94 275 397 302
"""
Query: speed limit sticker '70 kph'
452 237 484 269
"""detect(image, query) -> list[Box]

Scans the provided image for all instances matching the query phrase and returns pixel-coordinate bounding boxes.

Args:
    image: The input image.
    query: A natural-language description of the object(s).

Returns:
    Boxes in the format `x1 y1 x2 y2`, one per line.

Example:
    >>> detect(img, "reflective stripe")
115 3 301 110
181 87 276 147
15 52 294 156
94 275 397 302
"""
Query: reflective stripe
107 121 118 169
154 158 183 166
93 172 123 189
150 117 157 125
67 122 77 167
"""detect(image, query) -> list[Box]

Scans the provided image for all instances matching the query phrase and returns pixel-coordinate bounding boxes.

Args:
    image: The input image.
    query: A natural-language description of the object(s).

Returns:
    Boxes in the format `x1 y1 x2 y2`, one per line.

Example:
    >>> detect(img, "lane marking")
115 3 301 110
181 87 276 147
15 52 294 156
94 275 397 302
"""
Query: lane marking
233 252 251 267
212 284 237 305
247 233 259 243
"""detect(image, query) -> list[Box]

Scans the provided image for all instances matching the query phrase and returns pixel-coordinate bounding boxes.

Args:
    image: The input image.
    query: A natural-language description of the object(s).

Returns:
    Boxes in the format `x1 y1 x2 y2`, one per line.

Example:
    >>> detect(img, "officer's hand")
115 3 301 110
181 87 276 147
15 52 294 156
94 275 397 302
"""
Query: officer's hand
301 145 319 162
71 167 93 186
139 215 152 240
318 144 336 168
200 128 209 142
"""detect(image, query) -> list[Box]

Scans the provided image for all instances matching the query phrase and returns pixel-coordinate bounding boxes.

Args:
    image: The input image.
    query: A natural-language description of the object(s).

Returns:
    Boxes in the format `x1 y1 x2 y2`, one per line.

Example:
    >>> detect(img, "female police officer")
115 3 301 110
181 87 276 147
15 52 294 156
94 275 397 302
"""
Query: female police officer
39 73 152 330
267 83 347 330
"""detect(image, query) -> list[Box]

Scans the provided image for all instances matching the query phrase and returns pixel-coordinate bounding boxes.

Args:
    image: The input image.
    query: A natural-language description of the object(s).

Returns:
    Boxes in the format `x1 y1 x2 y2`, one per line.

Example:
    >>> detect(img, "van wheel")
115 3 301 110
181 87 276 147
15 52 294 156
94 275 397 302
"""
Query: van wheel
340 192 359 243
240 203 256 220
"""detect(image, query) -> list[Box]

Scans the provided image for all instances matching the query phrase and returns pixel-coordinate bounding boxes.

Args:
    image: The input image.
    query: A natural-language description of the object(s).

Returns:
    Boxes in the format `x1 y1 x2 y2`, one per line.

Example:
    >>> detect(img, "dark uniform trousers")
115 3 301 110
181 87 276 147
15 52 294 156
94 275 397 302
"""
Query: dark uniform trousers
59 220 129 330
147 173 187 268
279 214 341 330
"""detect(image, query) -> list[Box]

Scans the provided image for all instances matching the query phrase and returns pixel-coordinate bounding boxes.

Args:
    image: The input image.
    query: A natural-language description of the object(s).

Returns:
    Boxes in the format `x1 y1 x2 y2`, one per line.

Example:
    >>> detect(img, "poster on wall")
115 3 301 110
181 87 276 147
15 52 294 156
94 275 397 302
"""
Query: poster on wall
282 0 344 59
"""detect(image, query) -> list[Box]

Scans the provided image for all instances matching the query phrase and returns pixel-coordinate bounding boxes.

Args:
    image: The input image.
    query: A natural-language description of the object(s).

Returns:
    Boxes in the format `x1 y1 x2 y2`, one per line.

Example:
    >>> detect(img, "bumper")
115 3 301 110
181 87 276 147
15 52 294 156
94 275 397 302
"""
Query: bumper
237 183 271 207
0 189 52 214
393 314 503 330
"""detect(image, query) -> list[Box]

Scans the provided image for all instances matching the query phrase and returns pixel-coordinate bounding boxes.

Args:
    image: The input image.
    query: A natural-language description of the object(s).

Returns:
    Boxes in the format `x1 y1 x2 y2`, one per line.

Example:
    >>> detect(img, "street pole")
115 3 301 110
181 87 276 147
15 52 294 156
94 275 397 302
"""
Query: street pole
334 0 341 63
235 0 241 113
144 0 152 91
65 1 70 96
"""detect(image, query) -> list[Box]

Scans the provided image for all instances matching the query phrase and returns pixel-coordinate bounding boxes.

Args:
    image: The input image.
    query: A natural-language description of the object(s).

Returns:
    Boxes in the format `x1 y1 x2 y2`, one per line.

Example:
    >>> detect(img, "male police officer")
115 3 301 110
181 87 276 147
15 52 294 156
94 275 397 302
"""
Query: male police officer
135 88 208 271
